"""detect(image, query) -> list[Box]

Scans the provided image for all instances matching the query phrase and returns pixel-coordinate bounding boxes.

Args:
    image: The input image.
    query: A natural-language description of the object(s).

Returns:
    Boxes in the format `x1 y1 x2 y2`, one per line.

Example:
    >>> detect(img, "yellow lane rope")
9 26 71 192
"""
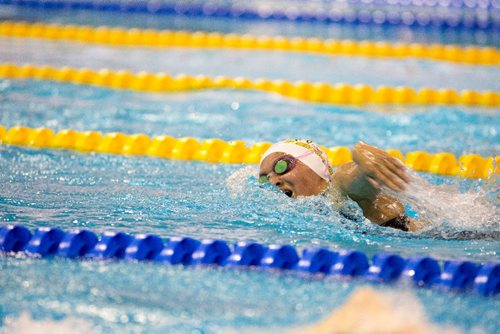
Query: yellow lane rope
1 63 499 107
1 125 497 179
0 21 499 66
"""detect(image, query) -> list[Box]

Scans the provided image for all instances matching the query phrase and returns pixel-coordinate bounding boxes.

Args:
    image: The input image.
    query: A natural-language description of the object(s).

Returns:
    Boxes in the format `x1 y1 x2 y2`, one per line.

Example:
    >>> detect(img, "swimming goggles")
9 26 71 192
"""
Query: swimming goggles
258 155 298 184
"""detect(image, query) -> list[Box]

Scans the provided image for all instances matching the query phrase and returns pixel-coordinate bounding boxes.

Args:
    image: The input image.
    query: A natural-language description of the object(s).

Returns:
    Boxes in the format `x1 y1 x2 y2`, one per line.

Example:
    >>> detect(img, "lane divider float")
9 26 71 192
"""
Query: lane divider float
0 21 498 65
0 0 496 30
0 224 498 296
0 63 499 107
0 124 498 179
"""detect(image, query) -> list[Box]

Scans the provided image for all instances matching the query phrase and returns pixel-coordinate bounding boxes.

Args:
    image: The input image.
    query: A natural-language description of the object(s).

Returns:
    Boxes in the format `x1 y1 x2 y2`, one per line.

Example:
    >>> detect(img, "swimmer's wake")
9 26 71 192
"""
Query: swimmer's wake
388 170 499 240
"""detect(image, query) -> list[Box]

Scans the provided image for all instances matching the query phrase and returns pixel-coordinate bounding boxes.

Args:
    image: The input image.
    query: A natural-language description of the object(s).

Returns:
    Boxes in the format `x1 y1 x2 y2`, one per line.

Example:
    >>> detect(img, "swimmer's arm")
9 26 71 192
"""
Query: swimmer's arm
333 161 405 225
334 142 422 229
334 161 379 201
337 184 427 231
334 141 409 198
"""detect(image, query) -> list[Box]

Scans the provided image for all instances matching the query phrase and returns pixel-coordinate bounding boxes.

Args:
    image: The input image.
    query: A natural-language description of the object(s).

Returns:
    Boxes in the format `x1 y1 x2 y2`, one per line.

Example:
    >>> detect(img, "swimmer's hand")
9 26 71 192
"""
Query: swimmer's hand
352 142 409 192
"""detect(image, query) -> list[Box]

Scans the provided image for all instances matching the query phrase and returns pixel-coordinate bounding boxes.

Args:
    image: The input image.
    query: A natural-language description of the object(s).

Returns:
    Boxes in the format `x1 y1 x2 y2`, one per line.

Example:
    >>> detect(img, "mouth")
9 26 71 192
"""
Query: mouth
282 189 293 198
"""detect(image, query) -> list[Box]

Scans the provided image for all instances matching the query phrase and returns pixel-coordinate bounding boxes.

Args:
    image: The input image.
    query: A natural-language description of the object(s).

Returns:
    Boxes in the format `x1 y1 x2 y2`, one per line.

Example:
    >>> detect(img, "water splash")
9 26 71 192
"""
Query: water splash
389 170 499 240
226 165 339 219
226 165 259 198
225 166 386 245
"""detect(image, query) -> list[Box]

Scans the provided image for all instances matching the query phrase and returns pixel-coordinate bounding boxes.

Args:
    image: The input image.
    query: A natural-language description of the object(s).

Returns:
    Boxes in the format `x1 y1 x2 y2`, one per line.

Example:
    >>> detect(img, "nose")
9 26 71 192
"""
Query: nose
267 173 282 187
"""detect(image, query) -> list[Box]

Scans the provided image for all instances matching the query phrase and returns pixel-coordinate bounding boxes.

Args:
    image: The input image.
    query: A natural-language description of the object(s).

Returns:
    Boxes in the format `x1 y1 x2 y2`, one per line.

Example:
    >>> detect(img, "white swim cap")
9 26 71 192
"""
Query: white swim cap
260 139 334 181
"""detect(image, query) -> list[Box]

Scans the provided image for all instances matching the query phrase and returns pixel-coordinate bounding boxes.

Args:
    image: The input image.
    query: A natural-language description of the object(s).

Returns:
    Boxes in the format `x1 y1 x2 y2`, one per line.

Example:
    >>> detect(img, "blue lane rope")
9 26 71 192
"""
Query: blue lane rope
0 0 497 30
1 224 498 296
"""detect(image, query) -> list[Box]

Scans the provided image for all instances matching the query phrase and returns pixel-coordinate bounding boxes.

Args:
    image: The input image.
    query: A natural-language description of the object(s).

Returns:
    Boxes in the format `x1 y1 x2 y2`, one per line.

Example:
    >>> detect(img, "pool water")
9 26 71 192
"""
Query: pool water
1 257 498 333
1 3 499 334
1 81 498 156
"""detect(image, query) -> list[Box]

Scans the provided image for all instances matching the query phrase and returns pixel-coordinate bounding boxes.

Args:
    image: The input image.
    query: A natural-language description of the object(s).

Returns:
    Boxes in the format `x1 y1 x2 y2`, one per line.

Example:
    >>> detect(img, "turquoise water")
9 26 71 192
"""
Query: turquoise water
0 142 498 259
0 144 499 332
1 258 498 333
1 4 500 334
0 80 498 156
0 79 499 333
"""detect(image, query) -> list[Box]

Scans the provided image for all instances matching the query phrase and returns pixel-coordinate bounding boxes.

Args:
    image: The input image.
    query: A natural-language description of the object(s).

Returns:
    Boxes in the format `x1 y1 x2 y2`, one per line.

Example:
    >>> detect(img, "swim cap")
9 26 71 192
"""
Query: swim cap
260 139 334 181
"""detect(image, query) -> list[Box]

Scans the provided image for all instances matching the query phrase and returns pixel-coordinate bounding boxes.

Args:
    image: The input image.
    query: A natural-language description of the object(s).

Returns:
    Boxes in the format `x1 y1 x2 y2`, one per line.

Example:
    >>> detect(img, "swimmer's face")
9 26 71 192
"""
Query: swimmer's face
259 152 328 198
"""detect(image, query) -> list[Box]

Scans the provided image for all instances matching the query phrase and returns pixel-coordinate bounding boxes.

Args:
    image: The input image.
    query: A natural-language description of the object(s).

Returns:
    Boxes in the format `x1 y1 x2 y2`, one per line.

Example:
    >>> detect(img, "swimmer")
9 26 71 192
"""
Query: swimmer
259 139 427 232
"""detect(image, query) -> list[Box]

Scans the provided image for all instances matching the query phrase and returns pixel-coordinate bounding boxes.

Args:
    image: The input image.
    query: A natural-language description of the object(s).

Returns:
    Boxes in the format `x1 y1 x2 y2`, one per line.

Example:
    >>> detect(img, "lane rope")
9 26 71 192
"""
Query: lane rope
1 63 499 107
0 21 498 65
0 224 498 296
0 0 496 30
1 124 498 179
